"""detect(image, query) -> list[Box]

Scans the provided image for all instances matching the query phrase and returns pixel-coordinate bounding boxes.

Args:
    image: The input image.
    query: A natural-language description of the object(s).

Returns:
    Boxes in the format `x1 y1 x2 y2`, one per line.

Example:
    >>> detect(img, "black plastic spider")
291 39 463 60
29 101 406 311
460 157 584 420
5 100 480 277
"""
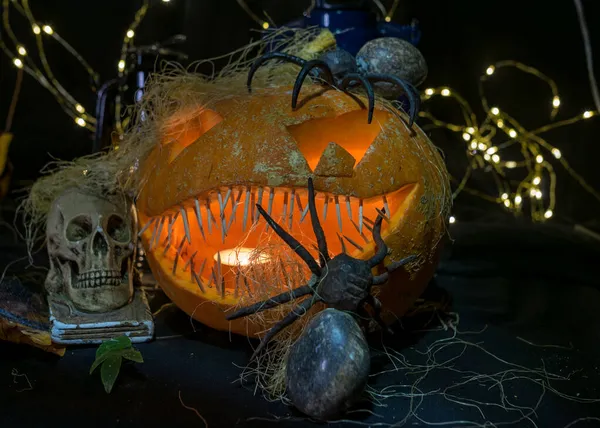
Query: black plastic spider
246 48 421 127
226 178 416 360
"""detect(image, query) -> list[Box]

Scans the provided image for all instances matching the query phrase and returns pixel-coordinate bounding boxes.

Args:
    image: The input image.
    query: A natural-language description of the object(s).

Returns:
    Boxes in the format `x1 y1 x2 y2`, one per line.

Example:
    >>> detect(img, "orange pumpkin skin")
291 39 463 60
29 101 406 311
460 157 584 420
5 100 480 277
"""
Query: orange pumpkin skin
137 84 450 337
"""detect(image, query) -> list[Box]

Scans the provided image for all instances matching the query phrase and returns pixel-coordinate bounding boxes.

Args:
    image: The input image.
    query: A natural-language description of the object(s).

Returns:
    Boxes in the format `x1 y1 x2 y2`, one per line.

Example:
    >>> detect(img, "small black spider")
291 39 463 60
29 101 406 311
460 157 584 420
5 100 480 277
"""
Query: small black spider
226 178 416 360
246 48 421 127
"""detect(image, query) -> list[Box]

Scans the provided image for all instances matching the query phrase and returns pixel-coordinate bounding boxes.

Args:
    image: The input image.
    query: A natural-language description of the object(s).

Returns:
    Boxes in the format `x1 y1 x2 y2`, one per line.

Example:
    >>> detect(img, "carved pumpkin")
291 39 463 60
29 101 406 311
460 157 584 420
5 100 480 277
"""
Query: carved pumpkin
136 84 450 337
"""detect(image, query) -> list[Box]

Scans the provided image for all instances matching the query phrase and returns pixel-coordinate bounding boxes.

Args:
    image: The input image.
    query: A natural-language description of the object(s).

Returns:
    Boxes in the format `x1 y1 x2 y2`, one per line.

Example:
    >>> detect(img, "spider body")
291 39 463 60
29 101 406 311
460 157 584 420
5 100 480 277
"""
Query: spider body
226 178 416 360
247 43 421 127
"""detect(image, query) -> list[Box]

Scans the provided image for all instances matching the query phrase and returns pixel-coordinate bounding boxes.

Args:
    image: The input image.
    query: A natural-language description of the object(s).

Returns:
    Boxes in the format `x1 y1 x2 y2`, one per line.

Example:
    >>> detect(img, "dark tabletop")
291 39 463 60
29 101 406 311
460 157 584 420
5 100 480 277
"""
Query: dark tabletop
1 211 600 428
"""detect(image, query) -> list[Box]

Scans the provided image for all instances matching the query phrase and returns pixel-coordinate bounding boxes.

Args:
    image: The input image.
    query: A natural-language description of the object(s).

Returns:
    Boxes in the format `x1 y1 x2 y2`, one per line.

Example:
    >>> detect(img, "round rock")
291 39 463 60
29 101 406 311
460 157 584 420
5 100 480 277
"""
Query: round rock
286 308 370 420
356 37 428 97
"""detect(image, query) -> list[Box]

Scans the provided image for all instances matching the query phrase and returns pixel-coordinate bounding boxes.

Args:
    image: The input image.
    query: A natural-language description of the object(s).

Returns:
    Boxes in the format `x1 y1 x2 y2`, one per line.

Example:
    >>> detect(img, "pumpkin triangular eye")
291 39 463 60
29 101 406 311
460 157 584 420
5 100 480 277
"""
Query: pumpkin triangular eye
313 142 356 177
286 109 390 171
163 109 223 162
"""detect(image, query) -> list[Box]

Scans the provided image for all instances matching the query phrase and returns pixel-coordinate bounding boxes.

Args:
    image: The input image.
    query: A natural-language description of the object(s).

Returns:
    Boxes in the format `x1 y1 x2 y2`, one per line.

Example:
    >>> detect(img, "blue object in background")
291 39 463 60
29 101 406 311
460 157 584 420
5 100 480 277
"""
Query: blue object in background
283 0 421 55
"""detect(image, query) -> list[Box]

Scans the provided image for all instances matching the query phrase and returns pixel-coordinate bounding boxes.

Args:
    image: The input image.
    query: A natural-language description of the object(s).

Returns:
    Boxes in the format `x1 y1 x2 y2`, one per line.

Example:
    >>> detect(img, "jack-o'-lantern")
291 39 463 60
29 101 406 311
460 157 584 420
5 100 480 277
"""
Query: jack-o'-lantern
136 84 450 337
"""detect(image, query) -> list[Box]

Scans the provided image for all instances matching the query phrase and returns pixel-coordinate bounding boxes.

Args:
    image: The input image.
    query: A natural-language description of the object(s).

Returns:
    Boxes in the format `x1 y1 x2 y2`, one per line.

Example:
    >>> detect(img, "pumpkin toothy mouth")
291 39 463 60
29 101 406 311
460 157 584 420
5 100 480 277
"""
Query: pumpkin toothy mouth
138 183 417 302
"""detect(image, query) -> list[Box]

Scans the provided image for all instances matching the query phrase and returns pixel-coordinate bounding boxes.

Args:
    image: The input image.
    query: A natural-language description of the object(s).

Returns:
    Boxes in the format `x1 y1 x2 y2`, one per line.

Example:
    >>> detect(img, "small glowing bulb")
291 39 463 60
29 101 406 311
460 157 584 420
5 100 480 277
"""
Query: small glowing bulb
17 45 27 56
470 141 478 150
484 153 491 161
544 210 553 219
462 132 471 141
32 24 41 34
552 96 560 107
583 110 594 119
492 154 500 163
503 199 511 208
75 117 86 127
536 155 544 164
441 88 451 97
384 16 391 22
42 25 54 35
508 129 517 138
486 65 495 76
162 0 171 2
82 169 88 175
515 195 522 205
262 21 270 29
486 147 498 154
533 176 541 185
425 88 434 96
505 161 517 168
12 58 23 68
552 148 562 159
536 190 543 199
501 193 509 200
466 127 475 134
530 188 537 197
496 119 504 128
478 142 487 151
449 216 456 224
126 29 135 38
75 104 85 114
118 59 125 71
491 107 500 115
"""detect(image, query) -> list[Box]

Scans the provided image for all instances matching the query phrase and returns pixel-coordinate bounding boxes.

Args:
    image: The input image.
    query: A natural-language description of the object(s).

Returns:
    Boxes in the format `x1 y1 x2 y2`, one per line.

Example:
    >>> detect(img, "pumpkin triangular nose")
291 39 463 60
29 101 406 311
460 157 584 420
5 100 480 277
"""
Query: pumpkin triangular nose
314 142 356 178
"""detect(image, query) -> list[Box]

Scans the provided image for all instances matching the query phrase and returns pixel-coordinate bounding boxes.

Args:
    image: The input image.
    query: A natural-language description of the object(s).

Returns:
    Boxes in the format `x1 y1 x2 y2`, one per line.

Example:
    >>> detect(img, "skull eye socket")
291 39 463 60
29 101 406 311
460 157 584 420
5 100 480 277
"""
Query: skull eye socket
66 215 93 242
107 215 130 243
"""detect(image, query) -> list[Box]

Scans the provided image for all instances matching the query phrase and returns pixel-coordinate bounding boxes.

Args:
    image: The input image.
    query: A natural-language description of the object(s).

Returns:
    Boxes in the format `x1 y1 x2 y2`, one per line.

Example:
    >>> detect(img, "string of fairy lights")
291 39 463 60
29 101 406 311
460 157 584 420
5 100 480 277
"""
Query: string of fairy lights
1 0 172 135
419 60 600 223
237 0 402 28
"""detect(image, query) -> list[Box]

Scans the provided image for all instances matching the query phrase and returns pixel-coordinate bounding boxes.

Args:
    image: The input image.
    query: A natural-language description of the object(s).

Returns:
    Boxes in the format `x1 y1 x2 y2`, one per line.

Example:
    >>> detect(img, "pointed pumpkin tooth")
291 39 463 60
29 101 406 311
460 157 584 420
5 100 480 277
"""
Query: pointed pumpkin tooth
190 258 205 294
148 219 160 251
266 188 275 231
322 195 329 221
295 192 304 214
288 189 295 231
335 196 342 232
382 195 390 217
216 252 223 298
205 200 213 234
255 187 264 224
217 191 226 233
243 187 251 232
337 232 347 254
346 196 353 222
197 258 207 277
193 199 206 241
358 199 364 234
282 191 289 226
153 216 166 250
250 189 256 226
349 218 370 244
375 207 390 223
300 203 310 223
172 237 186 275
343 234 364 252
180 206 192 244
223 188 232 210
183 251 197 272
137 218 155 237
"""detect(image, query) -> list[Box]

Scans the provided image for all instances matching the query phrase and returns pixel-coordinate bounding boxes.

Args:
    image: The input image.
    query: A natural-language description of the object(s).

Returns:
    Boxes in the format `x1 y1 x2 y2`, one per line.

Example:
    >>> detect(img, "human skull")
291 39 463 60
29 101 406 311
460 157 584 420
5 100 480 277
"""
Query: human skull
45 188 135 313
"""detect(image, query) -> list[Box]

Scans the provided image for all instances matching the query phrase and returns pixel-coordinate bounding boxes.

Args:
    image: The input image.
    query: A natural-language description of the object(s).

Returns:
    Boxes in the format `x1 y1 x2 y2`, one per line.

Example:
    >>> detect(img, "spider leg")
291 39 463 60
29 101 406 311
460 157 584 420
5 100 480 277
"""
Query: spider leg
367 210 387 268
372 255 417 285
365 295 394 334
365 73 421 127
256 204 321 276
339 73 376 124
291 60 335 109
307 178 330 267
250 296 316 361
226 281 316 321
247 52 307 93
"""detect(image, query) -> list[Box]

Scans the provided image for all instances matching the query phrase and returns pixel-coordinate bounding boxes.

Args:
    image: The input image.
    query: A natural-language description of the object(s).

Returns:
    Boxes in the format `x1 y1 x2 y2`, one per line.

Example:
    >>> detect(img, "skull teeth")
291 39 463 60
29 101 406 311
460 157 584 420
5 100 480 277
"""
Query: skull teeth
74 270 123 289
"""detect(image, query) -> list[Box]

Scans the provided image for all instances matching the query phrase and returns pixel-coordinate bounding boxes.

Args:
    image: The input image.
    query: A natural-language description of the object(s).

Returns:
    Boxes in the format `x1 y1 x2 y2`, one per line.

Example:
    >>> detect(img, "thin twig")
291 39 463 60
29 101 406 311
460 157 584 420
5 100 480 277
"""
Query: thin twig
178 391 209 428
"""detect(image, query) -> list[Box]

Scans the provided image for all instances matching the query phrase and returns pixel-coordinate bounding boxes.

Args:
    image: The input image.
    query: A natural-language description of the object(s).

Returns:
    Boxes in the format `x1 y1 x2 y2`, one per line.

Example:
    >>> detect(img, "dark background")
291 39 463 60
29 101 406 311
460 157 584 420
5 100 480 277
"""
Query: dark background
1 0 600 227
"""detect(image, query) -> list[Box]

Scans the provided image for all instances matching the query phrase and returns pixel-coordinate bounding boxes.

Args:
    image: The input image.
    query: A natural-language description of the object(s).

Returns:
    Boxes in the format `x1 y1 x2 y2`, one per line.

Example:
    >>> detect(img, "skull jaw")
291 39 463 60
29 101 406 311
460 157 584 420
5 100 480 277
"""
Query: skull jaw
67 281 133 313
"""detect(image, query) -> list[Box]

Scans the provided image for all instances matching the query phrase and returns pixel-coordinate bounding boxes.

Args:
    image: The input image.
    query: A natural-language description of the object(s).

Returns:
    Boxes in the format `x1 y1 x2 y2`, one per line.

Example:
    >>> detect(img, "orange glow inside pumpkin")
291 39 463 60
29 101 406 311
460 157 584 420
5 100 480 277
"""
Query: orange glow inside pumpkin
139 108 417 303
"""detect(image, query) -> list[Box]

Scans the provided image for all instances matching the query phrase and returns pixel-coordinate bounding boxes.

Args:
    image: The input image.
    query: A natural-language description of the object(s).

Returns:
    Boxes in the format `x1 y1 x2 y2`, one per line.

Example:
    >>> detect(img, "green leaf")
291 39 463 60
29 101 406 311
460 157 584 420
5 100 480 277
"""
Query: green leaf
96 336 132 359
101 355 122 394
121 348 144 363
